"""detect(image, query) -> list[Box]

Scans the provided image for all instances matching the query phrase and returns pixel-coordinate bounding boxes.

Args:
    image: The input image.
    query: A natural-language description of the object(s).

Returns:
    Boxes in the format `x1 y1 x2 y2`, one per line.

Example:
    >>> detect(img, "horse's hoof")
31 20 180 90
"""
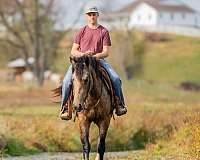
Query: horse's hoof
95 153 100 160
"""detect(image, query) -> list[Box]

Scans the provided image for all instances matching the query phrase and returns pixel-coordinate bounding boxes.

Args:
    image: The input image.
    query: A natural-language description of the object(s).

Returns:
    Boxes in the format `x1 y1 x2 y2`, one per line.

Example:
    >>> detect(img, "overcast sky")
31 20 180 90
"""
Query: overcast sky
55 0 134 29
55 0 200 29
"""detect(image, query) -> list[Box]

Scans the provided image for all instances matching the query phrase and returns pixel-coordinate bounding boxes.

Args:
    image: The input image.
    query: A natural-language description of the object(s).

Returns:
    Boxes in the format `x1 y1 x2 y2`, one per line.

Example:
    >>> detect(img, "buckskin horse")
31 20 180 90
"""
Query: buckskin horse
54 55 115 160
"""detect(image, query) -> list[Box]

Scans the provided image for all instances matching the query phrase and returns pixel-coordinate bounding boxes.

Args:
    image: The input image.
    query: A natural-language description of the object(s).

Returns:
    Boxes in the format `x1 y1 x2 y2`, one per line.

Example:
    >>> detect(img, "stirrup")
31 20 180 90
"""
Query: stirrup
115 104 127 116
60 111 72 120
60 106 72 120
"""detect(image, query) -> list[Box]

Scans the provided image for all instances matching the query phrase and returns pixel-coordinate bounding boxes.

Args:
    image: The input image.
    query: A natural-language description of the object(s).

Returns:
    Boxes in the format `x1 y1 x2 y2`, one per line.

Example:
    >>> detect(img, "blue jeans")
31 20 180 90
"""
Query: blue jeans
61 60 125 108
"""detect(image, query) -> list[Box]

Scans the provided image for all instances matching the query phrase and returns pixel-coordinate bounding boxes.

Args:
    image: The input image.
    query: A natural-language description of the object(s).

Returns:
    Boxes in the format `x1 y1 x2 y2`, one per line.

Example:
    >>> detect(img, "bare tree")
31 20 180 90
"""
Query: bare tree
0 0 85 86
111 29 146 80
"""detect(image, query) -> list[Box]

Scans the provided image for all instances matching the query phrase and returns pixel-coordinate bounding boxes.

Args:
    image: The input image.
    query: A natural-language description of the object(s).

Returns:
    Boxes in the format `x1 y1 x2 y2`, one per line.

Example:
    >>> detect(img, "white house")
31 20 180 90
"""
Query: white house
100 0 200 29
181 0 200 13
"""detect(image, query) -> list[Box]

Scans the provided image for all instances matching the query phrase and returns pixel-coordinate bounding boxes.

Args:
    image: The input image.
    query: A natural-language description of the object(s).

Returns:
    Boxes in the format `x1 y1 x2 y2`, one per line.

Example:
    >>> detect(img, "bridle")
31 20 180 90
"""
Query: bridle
73 68 103 113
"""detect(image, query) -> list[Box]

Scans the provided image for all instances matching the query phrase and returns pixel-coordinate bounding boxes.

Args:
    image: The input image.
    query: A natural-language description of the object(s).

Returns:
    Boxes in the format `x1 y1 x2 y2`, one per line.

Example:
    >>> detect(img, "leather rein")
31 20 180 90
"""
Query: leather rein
73 71 102 121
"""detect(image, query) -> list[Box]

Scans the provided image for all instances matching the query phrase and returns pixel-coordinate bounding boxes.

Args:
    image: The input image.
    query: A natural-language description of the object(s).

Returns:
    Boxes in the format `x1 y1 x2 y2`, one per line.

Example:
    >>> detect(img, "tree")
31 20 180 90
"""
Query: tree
0 0 85 86
111 30 146 80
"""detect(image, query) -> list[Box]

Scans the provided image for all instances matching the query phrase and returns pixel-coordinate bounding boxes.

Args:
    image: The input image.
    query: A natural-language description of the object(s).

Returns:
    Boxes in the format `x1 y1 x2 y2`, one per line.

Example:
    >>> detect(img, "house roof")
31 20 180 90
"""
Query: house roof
117 0 196 13
7 57 35 68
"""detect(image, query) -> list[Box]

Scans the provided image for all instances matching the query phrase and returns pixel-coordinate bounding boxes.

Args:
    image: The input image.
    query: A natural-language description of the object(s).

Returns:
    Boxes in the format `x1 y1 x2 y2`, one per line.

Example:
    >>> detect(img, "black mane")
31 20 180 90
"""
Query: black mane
72 55 102 78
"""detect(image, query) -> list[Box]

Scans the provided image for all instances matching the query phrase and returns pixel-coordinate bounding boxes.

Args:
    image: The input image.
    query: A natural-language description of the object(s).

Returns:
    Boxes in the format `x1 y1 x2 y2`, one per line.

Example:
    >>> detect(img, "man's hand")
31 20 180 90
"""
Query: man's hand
85 51 94 56
71 43 85 57
93 46 110 59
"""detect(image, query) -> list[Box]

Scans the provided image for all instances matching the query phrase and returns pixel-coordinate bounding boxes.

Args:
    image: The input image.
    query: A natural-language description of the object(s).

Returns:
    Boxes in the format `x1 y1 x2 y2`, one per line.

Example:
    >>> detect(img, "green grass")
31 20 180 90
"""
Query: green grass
141 35 200 84
123 79 200 104
0 106 57 117
3 138 40 156
108 33 200 85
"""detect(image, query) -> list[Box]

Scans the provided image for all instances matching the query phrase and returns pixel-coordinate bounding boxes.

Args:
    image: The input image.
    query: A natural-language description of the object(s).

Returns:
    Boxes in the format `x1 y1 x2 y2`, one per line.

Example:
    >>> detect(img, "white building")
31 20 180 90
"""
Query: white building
100 0 200 29
181 0 200 13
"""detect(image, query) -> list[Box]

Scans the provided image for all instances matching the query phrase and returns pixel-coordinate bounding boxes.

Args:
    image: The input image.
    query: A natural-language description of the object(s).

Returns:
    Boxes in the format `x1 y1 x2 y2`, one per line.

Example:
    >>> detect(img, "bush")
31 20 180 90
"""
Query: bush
3 137 39 156
131 128 156 150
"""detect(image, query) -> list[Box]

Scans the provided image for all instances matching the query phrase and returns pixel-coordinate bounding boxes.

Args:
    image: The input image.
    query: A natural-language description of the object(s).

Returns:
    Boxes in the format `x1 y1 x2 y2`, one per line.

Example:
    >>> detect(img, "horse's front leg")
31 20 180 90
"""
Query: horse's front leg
95 118 111 160
78 114 91 160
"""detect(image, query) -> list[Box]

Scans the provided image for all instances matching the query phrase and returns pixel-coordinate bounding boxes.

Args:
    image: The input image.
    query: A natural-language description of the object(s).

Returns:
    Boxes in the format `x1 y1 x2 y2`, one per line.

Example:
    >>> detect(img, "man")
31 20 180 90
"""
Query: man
60 6 127 120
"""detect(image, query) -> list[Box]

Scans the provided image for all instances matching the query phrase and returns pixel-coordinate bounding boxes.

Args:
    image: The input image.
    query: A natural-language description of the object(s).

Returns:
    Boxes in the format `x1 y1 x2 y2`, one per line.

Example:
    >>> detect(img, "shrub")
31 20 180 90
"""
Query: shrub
3 137 39 156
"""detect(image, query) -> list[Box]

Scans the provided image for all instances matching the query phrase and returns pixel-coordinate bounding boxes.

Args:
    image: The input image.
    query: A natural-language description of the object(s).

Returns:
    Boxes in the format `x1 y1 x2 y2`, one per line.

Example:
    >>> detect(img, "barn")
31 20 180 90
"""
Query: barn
7 57 35 82
100 0 200 29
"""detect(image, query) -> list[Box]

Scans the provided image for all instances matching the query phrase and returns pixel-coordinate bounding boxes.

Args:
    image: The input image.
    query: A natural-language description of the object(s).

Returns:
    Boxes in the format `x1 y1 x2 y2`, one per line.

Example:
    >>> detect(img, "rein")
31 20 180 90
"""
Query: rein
73 72 103 122
93 80 102 108
84 73 102 109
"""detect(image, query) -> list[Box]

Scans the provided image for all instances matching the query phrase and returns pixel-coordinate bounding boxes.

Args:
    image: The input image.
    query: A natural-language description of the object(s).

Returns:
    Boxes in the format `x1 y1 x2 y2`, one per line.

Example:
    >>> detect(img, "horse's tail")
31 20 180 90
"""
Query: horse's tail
51 85 62 98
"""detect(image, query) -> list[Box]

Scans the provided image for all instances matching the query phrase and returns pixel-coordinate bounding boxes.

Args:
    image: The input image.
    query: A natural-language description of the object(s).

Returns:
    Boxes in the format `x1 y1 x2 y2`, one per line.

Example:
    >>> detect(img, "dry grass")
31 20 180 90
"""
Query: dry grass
0 77 200 158
0 101 200 158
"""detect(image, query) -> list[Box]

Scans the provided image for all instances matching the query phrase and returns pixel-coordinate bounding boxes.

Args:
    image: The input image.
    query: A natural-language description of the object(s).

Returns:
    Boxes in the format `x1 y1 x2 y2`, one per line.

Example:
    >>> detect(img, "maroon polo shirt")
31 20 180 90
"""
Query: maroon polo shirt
74 25 111 54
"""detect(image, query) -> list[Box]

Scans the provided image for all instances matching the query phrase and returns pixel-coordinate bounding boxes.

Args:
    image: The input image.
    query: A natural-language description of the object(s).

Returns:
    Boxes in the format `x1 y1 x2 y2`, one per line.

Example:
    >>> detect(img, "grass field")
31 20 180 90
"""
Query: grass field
142 35 200 84
0 81 200 159
1 33 200 159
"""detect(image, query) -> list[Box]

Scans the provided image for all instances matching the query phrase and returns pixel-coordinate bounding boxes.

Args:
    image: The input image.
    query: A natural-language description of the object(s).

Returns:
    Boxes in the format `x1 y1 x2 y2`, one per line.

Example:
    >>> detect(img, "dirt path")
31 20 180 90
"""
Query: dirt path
2 151 189 160
2 152 129 160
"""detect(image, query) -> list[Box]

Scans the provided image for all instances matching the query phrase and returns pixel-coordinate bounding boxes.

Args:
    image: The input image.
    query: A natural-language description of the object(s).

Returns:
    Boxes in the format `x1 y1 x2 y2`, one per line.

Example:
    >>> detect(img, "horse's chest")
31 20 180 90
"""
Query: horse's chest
82 105 105 121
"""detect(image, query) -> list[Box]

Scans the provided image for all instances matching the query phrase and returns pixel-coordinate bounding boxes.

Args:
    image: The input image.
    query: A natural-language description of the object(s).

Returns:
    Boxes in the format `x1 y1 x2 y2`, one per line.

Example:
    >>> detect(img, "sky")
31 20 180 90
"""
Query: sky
55 0 134 29
55 0 200 30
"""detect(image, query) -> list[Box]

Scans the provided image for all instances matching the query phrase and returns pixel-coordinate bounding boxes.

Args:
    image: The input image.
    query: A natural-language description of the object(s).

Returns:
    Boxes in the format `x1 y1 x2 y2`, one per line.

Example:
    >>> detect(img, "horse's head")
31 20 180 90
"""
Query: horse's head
70 55 95 110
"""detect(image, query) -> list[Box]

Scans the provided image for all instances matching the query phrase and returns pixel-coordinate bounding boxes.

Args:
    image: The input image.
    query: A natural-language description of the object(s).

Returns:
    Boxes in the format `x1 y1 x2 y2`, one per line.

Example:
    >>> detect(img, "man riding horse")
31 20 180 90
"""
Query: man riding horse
60 6 127 120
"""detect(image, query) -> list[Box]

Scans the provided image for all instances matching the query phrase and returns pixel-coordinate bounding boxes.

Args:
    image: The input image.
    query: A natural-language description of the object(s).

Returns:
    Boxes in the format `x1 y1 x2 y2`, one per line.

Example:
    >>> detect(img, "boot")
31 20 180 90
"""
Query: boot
60 106 72 120
115 104 127 116
114 96 127 116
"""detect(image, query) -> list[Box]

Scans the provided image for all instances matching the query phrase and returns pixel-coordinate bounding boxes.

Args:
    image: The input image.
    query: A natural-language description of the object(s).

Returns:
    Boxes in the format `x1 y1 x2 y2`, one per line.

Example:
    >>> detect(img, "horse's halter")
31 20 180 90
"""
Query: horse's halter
84 72 102 109
73 67 102 112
